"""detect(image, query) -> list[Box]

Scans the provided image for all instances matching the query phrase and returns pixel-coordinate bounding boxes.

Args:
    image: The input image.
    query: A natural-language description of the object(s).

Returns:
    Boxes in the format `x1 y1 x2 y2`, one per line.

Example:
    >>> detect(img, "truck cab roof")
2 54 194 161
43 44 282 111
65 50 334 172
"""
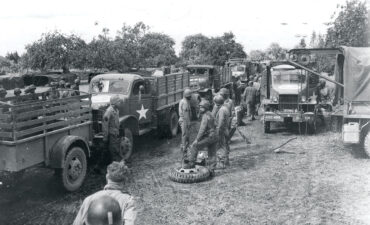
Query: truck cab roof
90 73 144 82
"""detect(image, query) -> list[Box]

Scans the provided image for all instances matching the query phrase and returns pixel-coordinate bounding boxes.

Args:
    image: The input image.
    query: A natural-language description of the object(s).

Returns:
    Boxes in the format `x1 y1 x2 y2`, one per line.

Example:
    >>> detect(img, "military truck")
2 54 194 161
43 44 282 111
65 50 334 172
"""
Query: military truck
0 90 92 191
262 61 320 133
90 72 191 159
186 65 232 92
226 58 261 83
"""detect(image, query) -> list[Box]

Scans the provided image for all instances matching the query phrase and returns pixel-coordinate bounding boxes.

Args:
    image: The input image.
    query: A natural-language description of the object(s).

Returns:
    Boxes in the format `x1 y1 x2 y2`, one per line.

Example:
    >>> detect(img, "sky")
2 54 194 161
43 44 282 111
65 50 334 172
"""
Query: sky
0 0 350 56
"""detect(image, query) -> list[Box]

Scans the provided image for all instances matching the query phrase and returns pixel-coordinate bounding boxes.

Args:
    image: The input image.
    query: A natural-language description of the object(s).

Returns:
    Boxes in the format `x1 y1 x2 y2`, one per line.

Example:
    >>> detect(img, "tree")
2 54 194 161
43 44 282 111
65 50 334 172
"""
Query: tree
6 52 20 64
326 0 369 47
23 31 87 73
249 50 266 61
266 43 287 60
179 34 211 65
139 32 177 67
180 32 246 66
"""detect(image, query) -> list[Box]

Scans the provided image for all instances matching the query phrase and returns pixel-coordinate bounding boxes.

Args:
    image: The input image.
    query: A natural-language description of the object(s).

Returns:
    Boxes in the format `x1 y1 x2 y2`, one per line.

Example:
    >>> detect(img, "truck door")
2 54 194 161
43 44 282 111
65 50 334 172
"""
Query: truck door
130 80 153 125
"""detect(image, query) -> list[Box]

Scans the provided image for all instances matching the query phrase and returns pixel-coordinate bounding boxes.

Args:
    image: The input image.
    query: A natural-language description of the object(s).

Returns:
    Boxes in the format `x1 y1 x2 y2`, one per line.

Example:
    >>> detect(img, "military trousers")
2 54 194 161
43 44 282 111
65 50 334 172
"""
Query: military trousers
188 136 218 170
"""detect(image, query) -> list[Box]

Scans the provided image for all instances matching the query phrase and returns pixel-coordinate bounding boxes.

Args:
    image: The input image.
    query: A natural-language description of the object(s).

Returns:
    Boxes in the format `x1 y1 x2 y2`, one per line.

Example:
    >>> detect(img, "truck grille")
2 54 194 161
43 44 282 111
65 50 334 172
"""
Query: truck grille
279 95 299 111
92 109 104 134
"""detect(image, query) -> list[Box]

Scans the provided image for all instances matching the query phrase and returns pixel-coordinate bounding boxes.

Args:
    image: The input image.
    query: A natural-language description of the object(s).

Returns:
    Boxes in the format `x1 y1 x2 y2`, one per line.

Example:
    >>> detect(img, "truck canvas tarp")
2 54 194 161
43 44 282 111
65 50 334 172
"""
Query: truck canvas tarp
341 47 370 103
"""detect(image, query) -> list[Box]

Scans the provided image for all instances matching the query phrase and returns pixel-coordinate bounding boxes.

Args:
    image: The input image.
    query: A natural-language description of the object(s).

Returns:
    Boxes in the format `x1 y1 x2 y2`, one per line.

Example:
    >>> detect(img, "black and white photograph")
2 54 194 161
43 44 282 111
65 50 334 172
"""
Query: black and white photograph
1 0 370 224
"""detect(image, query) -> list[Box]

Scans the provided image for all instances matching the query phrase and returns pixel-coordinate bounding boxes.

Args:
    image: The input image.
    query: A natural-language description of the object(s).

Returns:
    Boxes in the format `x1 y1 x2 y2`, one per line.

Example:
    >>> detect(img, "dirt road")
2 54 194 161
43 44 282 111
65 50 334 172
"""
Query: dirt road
1 118 370 225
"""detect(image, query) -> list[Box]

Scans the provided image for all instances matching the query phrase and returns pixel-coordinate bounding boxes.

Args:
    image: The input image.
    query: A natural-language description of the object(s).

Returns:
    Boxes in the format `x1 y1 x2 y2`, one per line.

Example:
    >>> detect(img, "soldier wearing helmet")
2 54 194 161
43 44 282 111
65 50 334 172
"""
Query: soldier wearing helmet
24 85 38 101
13 88 22 104
0 88 7 100
186 99 218 174
179 88 192 154
213 94 230 168
48 82 60 99
58 80 66 98
102 95 123 162
242 81 258 121
73 161 137 225
73 78 80 95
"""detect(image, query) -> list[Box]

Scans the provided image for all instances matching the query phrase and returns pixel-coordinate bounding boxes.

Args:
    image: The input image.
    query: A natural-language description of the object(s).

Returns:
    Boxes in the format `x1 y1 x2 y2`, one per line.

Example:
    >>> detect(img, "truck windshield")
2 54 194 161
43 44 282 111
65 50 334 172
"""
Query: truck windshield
91 80 130 95
231 66 245 72
272 73 306 85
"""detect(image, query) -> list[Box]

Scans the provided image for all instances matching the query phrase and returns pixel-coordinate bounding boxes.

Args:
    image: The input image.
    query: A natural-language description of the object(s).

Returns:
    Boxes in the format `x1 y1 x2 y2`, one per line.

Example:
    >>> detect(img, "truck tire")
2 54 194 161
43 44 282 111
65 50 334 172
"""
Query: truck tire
168 110 179 138
264 121 271 133
122 128 134 160
363 131 370 158
58 147 87 192
169 166 210 183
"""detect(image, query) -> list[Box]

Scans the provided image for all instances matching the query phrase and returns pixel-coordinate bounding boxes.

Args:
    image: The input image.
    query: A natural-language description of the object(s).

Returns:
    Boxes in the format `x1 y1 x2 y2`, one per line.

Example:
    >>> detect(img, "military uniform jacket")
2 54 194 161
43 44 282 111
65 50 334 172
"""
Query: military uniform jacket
72 184 137 225
224 98 235 117
102 105 120 141
215 105 230 135
243 86 258 104
196 111 216 142
179 98 191 123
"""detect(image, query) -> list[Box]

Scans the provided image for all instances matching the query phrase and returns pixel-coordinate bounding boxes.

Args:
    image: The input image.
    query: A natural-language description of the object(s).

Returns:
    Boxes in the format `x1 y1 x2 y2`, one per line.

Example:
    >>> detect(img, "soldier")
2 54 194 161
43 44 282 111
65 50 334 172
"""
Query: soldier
220 88 238 140
48 82 60 99
186 100 218 175
73 78 80 95
102 95 123 162
242 81 258 121
73 161 137 225
253 77 261 116
58 80 66 98
24 85 38 101
179 88 192 153
232 76 241 106
214 95 231 167
13 88 22 104
0 88 7 100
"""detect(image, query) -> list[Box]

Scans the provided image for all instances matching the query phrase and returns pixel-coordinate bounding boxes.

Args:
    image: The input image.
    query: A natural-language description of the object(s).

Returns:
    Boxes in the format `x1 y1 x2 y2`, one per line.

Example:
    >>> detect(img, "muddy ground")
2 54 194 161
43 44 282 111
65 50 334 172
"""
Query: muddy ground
1 117 370 225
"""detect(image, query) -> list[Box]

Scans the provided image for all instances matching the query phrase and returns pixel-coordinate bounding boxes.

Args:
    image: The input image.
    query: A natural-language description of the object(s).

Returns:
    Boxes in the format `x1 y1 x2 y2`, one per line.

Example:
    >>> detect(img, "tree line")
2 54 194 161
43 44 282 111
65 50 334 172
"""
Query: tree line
0 0 368 74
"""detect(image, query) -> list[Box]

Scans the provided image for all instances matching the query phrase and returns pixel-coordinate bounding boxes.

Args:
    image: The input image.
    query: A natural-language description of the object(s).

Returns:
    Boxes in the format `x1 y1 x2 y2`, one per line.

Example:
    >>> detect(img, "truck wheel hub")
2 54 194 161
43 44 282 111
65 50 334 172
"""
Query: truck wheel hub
68 158 82 180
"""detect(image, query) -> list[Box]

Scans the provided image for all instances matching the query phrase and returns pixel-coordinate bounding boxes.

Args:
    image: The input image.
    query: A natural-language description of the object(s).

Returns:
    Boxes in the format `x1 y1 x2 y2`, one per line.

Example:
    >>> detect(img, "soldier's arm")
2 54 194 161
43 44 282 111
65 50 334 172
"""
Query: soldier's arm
102 112 110 142
196 115 208 142
178 101 184 119
123 197 137 225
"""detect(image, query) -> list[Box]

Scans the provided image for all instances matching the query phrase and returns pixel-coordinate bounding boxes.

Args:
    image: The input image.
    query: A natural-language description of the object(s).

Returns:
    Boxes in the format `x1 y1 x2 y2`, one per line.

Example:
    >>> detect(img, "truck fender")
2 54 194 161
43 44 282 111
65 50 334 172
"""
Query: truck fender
49 136 90 168
119 115 139 135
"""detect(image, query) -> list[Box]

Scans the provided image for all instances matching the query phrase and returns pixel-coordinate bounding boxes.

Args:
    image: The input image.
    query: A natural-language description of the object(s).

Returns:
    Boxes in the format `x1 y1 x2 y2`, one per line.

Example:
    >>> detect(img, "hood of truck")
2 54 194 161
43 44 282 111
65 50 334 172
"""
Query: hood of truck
272 84 305 95
91 94 127 110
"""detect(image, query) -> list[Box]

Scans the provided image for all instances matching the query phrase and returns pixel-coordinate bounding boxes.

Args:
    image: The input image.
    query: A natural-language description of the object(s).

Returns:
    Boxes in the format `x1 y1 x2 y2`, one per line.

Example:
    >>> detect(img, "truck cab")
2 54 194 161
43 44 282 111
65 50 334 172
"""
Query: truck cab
263 63 318 133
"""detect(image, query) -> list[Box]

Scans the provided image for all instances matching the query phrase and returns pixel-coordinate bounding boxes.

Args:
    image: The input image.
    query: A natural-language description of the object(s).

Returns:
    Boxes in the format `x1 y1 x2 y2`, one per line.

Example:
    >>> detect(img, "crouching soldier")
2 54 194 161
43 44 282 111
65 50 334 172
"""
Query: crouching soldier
186 100 218 174
13 88 22 104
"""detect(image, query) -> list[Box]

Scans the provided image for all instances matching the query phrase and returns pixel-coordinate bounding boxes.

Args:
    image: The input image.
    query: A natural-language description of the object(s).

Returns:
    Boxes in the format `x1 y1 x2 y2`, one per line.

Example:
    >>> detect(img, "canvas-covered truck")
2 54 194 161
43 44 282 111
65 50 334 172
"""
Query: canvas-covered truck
0 91 92 191
90 72 191 159
262 62 321 133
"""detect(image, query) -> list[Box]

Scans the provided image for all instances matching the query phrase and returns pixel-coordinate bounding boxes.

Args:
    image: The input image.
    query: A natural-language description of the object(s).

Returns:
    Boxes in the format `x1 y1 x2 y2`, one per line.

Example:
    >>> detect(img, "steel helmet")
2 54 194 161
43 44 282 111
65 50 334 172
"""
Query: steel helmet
86 195 122 225
213 94 224 106
219 88 229 98
14 88 21 95
59 80 66 87
184 88 192 98
110 95 121 106
75 78 81 85
65 82 71 88
199 100 211 110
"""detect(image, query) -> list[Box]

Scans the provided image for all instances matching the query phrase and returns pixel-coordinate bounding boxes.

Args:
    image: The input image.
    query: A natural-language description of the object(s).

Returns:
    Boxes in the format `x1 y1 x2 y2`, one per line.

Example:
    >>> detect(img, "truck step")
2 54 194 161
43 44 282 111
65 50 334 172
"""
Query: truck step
139 128 153 135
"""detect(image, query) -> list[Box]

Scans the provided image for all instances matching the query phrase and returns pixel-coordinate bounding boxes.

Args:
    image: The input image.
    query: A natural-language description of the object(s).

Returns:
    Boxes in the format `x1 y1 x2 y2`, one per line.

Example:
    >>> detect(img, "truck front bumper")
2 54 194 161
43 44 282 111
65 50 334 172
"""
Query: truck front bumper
264 112 315 122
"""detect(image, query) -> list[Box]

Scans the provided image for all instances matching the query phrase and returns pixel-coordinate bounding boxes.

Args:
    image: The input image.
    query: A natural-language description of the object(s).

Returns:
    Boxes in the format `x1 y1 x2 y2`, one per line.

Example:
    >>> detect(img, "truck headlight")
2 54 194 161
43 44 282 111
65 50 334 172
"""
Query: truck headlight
272 96 278 103
301 96 306 102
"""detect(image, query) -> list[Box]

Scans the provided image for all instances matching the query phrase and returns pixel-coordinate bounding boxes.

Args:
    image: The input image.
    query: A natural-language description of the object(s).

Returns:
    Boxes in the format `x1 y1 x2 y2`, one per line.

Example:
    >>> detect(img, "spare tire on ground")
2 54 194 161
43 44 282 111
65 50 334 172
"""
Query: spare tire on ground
169 165 210 183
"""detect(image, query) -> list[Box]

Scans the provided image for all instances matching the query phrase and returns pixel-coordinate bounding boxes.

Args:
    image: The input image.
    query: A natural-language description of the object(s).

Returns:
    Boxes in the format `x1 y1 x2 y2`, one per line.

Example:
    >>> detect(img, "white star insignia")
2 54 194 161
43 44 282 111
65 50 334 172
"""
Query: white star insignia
136 104 148 120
